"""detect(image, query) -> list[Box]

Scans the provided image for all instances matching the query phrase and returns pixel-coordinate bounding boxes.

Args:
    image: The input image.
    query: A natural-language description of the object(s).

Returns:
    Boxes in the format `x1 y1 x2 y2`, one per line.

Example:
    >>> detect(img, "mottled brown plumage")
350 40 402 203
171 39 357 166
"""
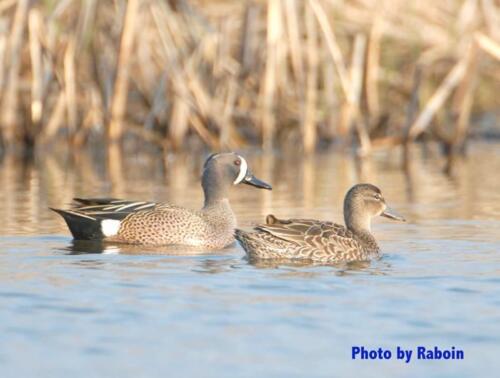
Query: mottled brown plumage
51 152 272 248
235 184 405 263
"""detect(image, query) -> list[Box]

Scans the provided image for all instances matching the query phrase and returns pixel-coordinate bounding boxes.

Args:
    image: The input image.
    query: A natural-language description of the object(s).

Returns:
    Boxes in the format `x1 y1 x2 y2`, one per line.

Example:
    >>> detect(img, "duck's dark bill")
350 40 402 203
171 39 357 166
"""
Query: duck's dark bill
243 174 272 190
381 207 406 222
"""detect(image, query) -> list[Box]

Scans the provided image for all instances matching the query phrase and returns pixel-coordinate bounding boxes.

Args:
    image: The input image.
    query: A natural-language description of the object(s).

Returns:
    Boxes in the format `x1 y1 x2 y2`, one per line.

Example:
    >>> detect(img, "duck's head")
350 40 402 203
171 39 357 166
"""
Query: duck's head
202 153 272 203
344 183 405 232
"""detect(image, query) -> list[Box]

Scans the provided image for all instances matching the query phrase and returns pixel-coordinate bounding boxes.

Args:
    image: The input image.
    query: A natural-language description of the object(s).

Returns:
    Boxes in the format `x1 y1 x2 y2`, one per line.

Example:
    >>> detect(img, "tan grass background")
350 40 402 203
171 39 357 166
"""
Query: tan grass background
0 0 498 155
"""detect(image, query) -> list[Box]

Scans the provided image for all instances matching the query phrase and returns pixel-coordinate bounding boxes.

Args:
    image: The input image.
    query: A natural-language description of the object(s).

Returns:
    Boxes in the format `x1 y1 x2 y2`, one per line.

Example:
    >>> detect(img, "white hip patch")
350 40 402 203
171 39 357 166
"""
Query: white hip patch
101 219 121 237
233 156 248 184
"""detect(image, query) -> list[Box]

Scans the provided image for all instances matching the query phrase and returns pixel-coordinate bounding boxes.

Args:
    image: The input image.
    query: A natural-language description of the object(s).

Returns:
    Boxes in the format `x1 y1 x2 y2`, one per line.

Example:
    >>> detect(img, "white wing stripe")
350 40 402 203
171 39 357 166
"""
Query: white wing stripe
101 202 151 212
115 202 146 211
65 210 96 220
103 205 124 211
134 203 156 210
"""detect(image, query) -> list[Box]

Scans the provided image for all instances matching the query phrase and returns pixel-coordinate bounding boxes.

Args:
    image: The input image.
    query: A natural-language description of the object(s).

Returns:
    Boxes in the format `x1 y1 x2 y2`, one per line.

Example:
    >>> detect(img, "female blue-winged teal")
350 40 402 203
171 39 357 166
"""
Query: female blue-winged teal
52 152 272 249
235 183 405 263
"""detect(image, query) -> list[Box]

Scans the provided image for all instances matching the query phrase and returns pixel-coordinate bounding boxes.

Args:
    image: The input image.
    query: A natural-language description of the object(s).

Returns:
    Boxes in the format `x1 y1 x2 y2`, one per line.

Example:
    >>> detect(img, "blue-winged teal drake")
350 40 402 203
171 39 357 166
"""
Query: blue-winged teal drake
52 152 272 249
235 184 405 263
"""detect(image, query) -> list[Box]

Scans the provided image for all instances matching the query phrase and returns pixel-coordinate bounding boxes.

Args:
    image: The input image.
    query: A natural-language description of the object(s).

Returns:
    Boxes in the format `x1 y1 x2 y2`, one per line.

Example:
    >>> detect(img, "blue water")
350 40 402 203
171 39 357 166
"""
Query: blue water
1 144 500 377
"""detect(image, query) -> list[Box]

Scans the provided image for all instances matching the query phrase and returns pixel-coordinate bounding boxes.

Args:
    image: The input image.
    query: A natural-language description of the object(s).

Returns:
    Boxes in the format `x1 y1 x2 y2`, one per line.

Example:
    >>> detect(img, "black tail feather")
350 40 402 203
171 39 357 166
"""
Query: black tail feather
50 208 104 240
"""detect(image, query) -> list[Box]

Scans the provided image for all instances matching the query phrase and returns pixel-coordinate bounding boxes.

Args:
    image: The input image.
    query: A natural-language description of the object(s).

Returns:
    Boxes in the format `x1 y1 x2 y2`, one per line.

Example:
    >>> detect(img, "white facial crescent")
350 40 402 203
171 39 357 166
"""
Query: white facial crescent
233 156 248 185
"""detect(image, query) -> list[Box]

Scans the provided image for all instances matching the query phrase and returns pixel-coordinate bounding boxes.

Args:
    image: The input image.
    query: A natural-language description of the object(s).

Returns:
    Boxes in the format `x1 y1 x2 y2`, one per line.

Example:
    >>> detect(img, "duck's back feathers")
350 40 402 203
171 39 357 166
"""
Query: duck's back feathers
257 216 354 244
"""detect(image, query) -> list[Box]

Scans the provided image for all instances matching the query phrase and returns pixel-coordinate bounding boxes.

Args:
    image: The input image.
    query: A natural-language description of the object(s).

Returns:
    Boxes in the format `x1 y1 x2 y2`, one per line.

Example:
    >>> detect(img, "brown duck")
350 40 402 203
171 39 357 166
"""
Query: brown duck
51 152 272 249
235 183 405 263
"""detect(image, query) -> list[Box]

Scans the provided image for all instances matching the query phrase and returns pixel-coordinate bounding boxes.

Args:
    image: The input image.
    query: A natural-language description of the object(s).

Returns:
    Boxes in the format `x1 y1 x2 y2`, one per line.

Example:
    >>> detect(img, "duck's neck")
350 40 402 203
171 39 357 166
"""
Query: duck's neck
203 198 235 222
344 205 379 253
201 197 237 248
202 169 230 208
201 197 237 237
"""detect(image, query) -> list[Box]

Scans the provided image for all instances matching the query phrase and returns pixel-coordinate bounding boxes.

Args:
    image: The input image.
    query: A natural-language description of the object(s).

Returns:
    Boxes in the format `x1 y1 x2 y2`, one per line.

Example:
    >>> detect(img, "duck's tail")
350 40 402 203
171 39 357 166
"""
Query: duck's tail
50 208 107 240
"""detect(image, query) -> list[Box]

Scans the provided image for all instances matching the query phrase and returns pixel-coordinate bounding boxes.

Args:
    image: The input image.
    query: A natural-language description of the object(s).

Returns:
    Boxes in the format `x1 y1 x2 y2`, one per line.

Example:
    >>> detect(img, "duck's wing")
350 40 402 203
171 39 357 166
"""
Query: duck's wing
256 215 355 247
70 198 159 220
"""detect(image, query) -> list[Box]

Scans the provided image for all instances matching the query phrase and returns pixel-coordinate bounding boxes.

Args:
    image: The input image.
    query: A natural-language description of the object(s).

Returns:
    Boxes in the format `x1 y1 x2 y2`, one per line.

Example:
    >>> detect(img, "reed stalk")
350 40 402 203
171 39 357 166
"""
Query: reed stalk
309 0 351 101
350 34 371 156
365 14 382 118
408 59 467 141
260 0 282 150
303 3 318 154
28 8 42 126
1 0 29 145
108 0 140 142
64 38 77 136
475 32 500 60
284 0 304 86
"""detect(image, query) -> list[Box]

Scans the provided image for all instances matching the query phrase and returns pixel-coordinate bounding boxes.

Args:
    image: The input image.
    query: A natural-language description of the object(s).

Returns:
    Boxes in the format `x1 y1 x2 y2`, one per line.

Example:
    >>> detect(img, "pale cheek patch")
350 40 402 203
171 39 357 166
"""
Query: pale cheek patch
233 156 248 185
101 219 121 237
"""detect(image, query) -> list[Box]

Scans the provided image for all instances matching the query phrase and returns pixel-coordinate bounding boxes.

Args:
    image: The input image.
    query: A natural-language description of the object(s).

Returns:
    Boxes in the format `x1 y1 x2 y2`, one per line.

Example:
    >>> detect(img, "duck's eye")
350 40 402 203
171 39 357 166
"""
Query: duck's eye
373 193 382 200
234 159 241 166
